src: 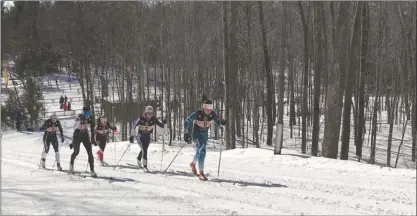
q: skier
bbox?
[94,116,117,165]
[69,105,97,177]
[59,95,64,109]
[39,113,64,171]
[183,98,226,181]
[129,105,166,172]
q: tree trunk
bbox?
[312,2,324,156]
[298,1,309,154]
[340,2,363,160]
[222,2,232,150]
[276,1,287,154]
[355,2,368,159]
[322,2,352,159]
[229,1,238,149]
[258,1,274,147]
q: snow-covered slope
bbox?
[2,73,416,215]
[1,130,415,215]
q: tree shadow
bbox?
[157,170,198,178]
[42,86,60,93]
[209,178,288,188]
[105,164,142,171]
[152,170,288,189]
[280,153,311,159]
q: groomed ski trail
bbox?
[2,132,415,215]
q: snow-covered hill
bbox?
[1,73,416,215]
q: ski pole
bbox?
[85,161,89,172]
[217,126,224,178]
[163,143,186,175]
[160,124,168,171]
[113,143,132,170]
[39,140,45,169]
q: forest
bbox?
[1,1,416,167]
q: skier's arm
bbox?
[57,120,64,137]
[73,115,81,129]
[130,117,141,136]
[108,122,117,130]
[153,116,164,128]
[211,111,222,126]
[90,118,95,138]
[39,121,47,131]
[184,112,196,134]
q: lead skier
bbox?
[183,97,226,181]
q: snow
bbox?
[1,73,416,215]
[2,130,416,215]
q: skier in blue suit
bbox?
[183,95,226,181]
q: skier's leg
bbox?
[96,135,106,161]
[141,135,151,168]
[51,138,60,164]
[40,137,51,168]
[42,137,51,160]
[70,131,81,165]
[196,133,209,180]
[136,134,143,165]
[197,133,208,172]
[189,133,199,175]
[82,133,94,171]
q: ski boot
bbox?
[90,170,97,178]
[137,158,142,169]
[190,162,198,176]
[56,163,62,171]
[68,163,75,174]
[198,171,208,181]
[40,159,46,169]
[143,166,149,173]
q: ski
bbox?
[94,157,109,166]
[123,163,150,173]
[126,163,142,169]
[41,167,93,178]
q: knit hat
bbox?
[202,100,213,110]
[145,106,153,113]
[50,113,57,119]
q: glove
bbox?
[69,143,73,149]
[61,137,64,143]
[162,119,167,124]
[220,119,227,125]
[91,137,97,146]
[129,136,134,143]
[184,133,190,143]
